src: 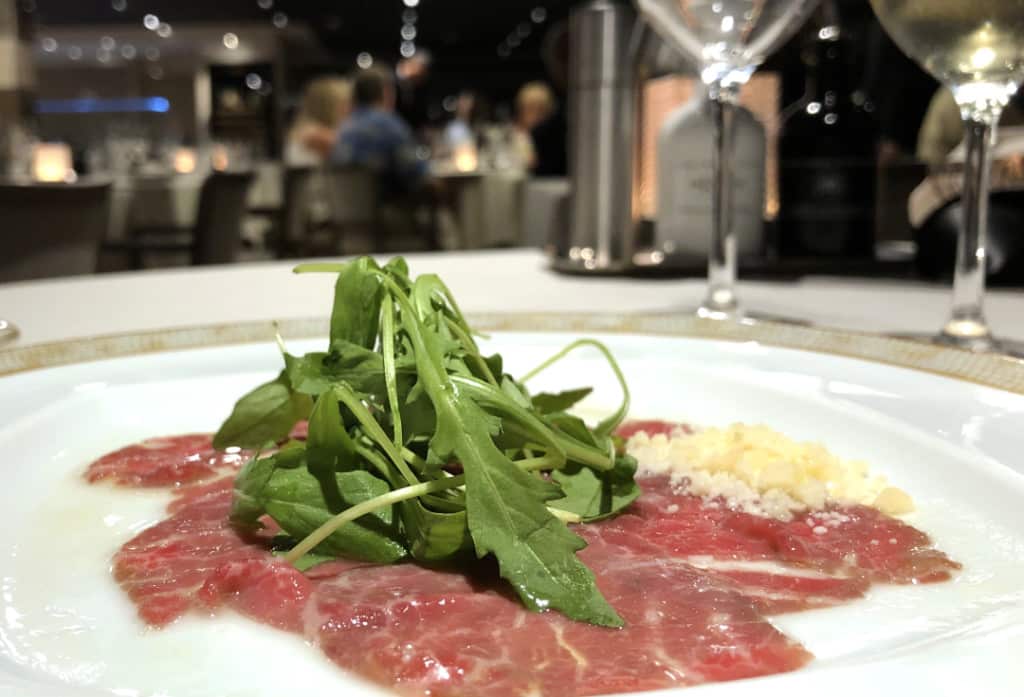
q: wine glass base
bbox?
[691,306,812,327]
[0,319,18,346]
[888,330,1024,360]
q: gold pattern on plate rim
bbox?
[0,314,1022,395]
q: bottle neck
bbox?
[805,31,849,106]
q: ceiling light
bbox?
[156,22,172,38]
[401,24,417,41]
[100,36,116,50]
[531,7,547,23]
[245,73,263,90]
[143,14,159,30]
[257,0,273,8]
[272,12,288,28]
[120,44,136,59]
[356,52,373,69]
[400,41,416,58]
[403,0,419,7]
[111,0,127,11]
[223,32,239,49]
[40,37,57,52]
[68,45,83,60]
[402,9,418,23]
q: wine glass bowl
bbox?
[636,0,820,320]
[870,0,1024,354]
[640,0,822,90]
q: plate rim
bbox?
[1,312,1023,395]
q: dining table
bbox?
[1,248,1022,350]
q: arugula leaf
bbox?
[306,389,362,516]
[551,454,641,522]
[385,274,623,627]
[236,256,639,629]
[262,465,407,563]
[231,454,280,527]
[284,551,336,573]
[329,257,384,350]
[214,371,311,450]
[532,388,593,415]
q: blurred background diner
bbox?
[1,0,1023,289]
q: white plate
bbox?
[1,330,1023,697]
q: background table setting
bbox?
[1,249,1022,352]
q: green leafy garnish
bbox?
[215,256,637,627]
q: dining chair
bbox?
[105,170,255,268]
[303,165,381,255]
[0,180,112,283]
[274,166,317,258]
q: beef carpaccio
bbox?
[86,425,960,697]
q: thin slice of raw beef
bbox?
[92,432,959,696]
[85,434,249,487]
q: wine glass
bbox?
[870,0,1024,353]
[636,0,821,320]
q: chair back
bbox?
[192,171,254,265]
[0,181,111,283]
[280,166,316,253]
[323,166,378,227]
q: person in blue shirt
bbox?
[331,66,428,198]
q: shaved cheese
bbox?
[626,424,914,521]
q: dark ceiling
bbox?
[31,1,574,66]
[30,0,577,108]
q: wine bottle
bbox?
[655,94,766,259]
[778,19,878,258]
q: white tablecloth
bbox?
[106,163,283,241]
[1,249,1022,348]
[438,171,525,248]
[108,173,203,240]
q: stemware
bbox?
[0,320,18,346]
[636,0,820,320]
[870,0,1024,353]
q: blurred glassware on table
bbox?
[637,0,821,319]
[870,0,1024,355]
[0,320,17,346]
[31,143,75,183]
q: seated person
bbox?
[917,87,1024,167]
[331,66,428,198]
[286,76,351,166]
[513,82,557,173]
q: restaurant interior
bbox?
[0,0,1022,350]
[1,3,1024,695]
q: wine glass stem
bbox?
[701,87,740,319]
[941,112,1001,348]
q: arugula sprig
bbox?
[214,256,637,627]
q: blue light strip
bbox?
[35,97,170,114]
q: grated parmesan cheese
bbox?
[626,424,914,521]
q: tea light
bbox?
[172,147,197,174]
[453,143,478,173]
[32,143,74,183]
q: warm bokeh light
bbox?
[31,143,74,183]
[211,145,230,172]
[172,147,197,174]
[453,144,479,173]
